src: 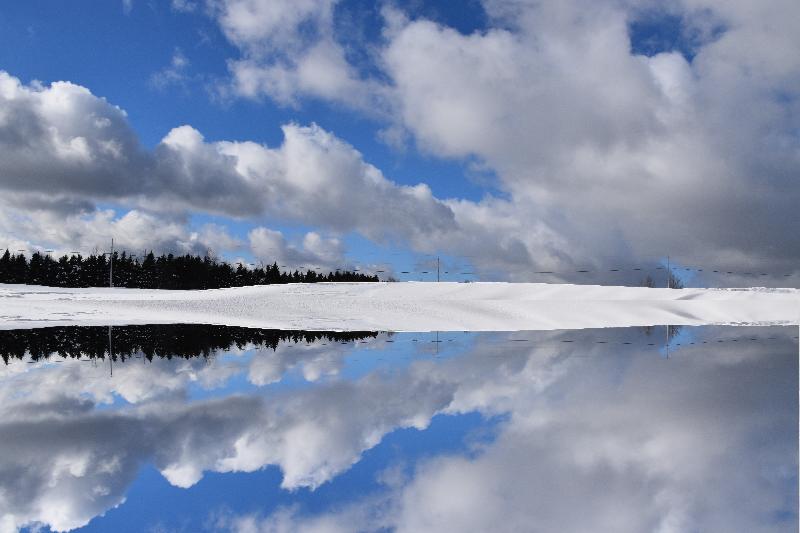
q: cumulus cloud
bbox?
[211,0,336,52]
[3,0,799,281]
[0,72,145,200]
[249,227,346,271]
[0,71,457,257]
[198,0,800,281]
[381,0,800,275]
[0,205,240,257]
[207,0,386,110]
[207,123,457,241]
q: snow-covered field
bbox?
[1,282,797,332]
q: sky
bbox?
[0,0,798,284]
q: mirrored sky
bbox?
[1,325,796,533]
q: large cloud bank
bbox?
[0,70,454,271]
[209,0,800,279]
[1,0,798,281]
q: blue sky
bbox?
[0,1,497,197]
[0,0,797,285]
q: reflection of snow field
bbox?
[0,282,797,331]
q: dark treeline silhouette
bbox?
[0,250,378,289]
[0,324,379,364]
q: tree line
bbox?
[0,324,379,364]
[0,250,378,289]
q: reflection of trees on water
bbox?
[0,325,378,364]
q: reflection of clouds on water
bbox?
[0,336,453,531]
[0,395,264,533]
[0,335,381,408]
[219,329,798,533]
[384,336,796,533]
[247,340,358,385]
[0,328,795,532]
[0,352,239,406]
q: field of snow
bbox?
[1,282,797,332]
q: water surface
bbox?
[1,325,796,532]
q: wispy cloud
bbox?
[149,48,191,91]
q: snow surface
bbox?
[1,282,797,332]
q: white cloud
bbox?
[197,0,800,281]
[171,0,199,13]
[0,71,459,259]
[149,48,191,91]
[3,0,799,281]
[203,0,388,111]
[381,0,800,277]
[210,0,336,53]
[187,122,457,241]
[249,227,345,271]
[0,205,241,257]
[0,71,146,200]
[228,44,382,110]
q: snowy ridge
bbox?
[1,282,797,332]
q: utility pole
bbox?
[437,256,440,282]
[666,255,670,289]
